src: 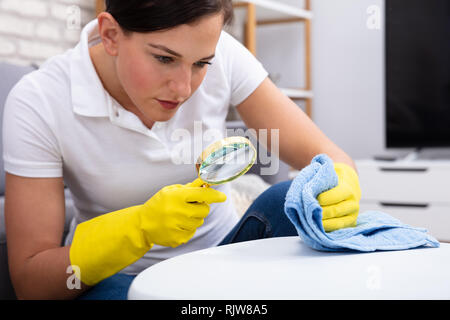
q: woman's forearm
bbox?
[322,146,357,172]
[279,127,357,174]
[12,245,90,300]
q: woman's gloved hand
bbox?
[69,178,226,286]
[140,178,222,248]
[317,163,361,232]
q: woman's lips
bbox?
[157,99,179,110]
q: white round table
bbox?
[127,236,450,299]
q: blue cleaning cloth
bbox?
[284,154,440,252]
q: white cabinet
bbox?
[356,160,450,242]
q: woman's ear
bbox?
[97,12,123,56]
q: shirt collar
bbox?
[70,19,110,117]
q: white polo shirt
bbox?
[2,19,268,274]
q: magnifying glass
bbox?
[190,136,257,188]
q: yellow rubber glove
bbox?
[69,178,226,286]
[317,163,361,232]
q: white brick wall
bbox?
[0,0,96,66]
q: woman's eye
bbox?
[154,55,173,64]
[194,61,212,68]
[153,54,212,69]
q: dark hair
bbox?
[105,0,234,33]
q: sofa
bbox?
[0,61,289,300]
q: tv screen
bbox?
[386,0,450,148]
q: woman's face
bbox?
[112,13,224,125]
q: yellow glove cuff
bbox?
[319,162,361,232]
[69,205,152,286]
[334,162,361,200]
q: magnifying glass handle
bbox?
[187,178,210,204]
[189,178,210,188]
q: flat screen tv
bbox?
[385,0,450,148]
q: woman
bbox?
[3,0,360,300]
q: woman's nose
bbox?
[168,66,192,100]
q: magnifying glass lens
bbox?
[197,137,256,185]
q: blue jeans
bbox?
[76,180,297,300]
[218,180,297,245]
[76,273,135,300]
